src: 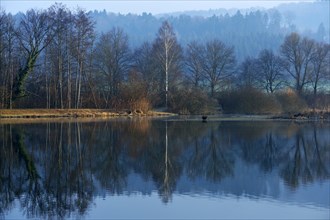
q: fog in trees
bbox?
[237,57,259,89]
[0,3,329,113]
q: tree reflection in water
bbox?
[280,125,329,189]
[146,121,182,203]
[0,120,329,218]
[260,132,280,172]
[186,125,234,182]
[0,123,94,218]
[158,121,177,203]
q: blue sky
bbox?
[1,0,314,14]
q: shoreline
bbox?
[0,109,175,119]
[172,113,330,122]
[0,109,329,123]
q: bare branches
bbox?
[203,39,236,97]
[280,33,314,94]
[256,49,286,93]
[185,41,205,88]
[152,21,183,108]
[1,8,329,111]
[94,27,131,97]
[310,42,330,95]
[12,9,56,102]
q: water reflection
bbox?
[280,127,329,189]
[0,119,329,218]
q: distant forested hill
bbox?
[90,1,329,61]
[276,0,329,32]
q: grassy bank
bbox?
[0,109,328,123]
[0,109,175,118]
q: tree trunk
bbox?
[76,60,83,108]
[59,54,63,109]
[12,51,39,103]
[74,60,79,109]
[67,52,71,109]
[210,82,215,97]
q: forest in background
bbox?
[0,2,329,114]
[90,0,329,61]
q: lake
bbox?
[1,118,329,219]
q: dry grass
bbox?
[0,109,176,119]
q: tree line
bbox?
[0,4,329,113]
[91,7,329,60]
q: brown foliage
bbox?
[303,92,330,111]
[275,89,307,113]
[170,88,218,114]
[113,71,151,113]
[219,87,281,114]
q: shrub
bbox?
[170,88,218,114]
[130,97,151,113]
[115,87,151,113]
[219,87,281,114]
[303,92,330,111]
[114,72,152,113]
[276,89,307,113]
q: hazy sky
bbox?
[1,0,314,14]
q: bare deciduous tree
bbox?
[71,9,95,108]
[185,41,205,88]
[0,12,18,108]
[310,42,330,96]
[203,39,236,97]
[132,42,159,100]
[280,32,314,94]
[153,21,182,109]
[256,49,285,93]
[237,57,259,89]
[46,3,71,108]
[94,27,131,107]
[13,9,55,103]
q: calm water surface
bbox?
[1,118,329,219]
